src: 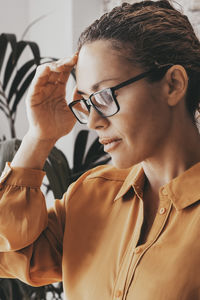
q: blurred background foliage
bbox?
[0,33,110,299]
[0,33,51,138]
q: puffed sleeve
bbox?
[0,162,66,286]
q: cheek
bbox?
[112,82,170,141]
[113,97,169,146]
[112,96,149,137]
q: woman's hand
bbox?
[26,54,78,143]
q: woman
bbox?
[0,0,200,299]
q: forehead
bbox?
[76,40,140,94]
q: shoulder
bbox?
[67,165,130,195]
[85,164,131,181]
[65,164,139,202]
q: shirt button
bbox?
[115,290,122,298]
[161,188,168,196]
[159,207,166,215]
[134,247,142,254]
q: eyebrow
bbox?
[77,77,120,96]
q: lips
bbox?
[99,137,121,145]
[99,137,122,152]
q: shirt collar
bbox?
[114,162,200,210]
[114,164,144,201]
[164,162,200,210]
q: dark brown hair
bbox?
[78,0,200,119]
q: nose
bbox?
[87,107,109,130]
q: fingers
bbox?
[31,64,50,88]
[27,53,78,105]
[49,53,78,73]
[33,53,78,87]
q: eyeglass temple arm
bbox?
[111,70,153,91]
[111,65,172,92]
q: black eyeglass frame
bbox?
[69,66,172,124]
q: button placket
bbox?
[123,200,172,299]
[112,197,144,300]
[159,187,170,216]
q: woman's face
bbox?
[76,40,172,169]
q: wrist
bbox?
[11,131,56,170]
[26,130,57,148]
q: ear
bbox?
[165,65,188,107]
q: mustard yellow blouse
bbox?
[0,162,199,300]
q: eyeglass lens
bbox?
[72,101,90,124]
[72,88,118,123]
[91,89,116,115]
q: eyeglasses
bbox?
[69,66,171,124]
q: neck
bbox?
[141,117,200,194]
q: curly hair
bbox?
[78,0,200,119]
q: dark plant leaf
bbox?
[3,41,27,90]
[0,278,12,299]
[0,91,6,98]
[43,161,64,199]
[50,146,70,174]
[11,69,36,115]
[0,139,21,173]
[0,105,9,117]
[73,130,89,173]
[44,146,71,198]
[84,137,106,166]
[86,154,111,169]
[0,36,8,75]
[89,157,111,168]
[0,135,6,142]
[70,170,86,182]
[71,68,76,81]
[40,56,57,62]
[8,59,36,104]
[0,34,17,74]
[71,157,111,182]
[50,147,71,190]
[3,40,40,91]
[0,98,7,107]
[24,41,40,65]
[42,183,52,196]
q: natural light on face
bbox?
[76,40,171,169]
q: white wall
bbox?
[0,0,29,35]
